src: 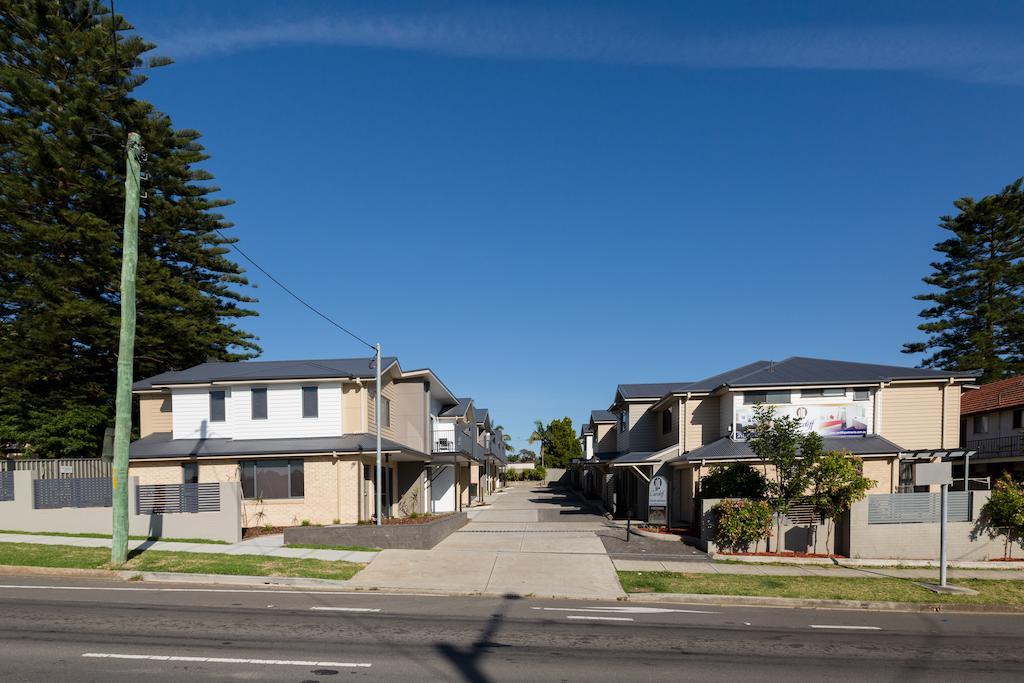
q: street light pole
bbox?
[375,343,382,526]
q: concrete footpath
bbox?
[348,486,626,599]
[0,532,378,563]
[613,558,1024,580]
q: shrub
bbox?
[410,511,418,519]
[301,519,311,527]
[505,469,520,482]
[713,499,773,553]
[533,465,547,480]
[700,464,768,499]
[332,518,340,525]
[981,473,1024,559]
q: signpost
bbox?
[914,460,954,587]
[648,475,668,528]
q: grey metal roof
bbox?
[684,357,978,394]
[474,408,490,425]
[590,410,617,423]
[670,434,906,464]
[616,382,692,400]
[129,432,425,460]
[441,398,473,418]
[133,357,399,390]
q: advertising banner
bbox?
[735,402,869,439]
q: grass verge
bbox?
[0,529,227,545]
[618,571,1024,606]
[0,542,363,581]
[287,543,381,553]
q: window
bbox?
[182,462,198,485]
[973,414,989,434]
[619,411,627,431]
[662,409,672,434]
[898,462,915,493]
[251,388,268,420]
[240,460,304,499]
[381,396,391,428]
[801,388,846,398]
[1013,409,1023,430]
[853,388,871,401]
[209,390,226,422]
[743,390,791,405]
[302,386,318,418]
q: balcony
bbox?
[432,424,473,454]
[965,434,1024,459]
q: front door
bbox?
[430,465,456,512]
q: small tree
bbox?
[807,451,875,552]
[700,463,768,500]
[534,417,583,469]
[713,499,774,553]
[744,404,824,554]
[980,473,1024,559]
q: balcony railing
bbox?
[432,425,473,454]
[965,434,1024,459]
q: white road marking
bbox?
[566,616,634,622]
[0,584,438,597]
[809,625,882,631]
[310,606,381,613]
[532,606,718,615]
[82,653,371,667]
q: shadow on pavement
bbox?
[436,594,520,683]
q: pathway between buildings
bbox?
[347,485,627,599]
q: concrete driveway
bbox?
[347,486,625,599]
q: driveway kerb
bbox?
[625,591,1024,614]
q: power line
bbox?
[213,229,375,351]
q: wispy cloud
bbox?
[149,8,1024,85]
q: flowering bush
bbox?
[713,499,773,552]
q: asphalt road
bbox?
[0,574,1021,682]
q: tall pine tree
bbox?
[1,0,259,457]
[903,179,1024,382]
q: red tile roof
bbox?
[961,376,1024,415]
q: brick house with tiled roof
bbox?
[961,376,1024,483]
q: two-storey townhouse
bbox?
[577,410,619,502]
[431,397,484,512]
[129,357,490,528]
[961,375,1024,485]
[604,382,690,517]
[652,357,977,527]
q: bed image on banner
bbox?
[734,403,869,439]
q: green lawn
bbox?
[0,542,364,581]
[0,529,227,545]
[618,571,1024,606]
[287,543,381,553]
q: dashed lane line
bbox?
[82,653,371,667]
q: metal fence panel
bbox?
[1,459,110,480]
[868,492,971,524]
[33,477,112,509]
[136,483,220,515]
[0,472,13,502]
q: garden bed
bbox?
[718,550,847,559]
[284,512,468,550]
[356,513,453,526]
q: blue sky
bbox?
[121,0,1024,450]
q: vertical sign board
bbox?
[648,475,668,526]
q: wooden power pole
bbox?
[111,132,142,565]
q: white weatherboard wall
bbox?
[172,383,343,440]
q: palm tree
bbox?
[528,419,547,467]
[493,424,514,453]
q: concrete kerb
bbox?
[625,591,1024,614]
